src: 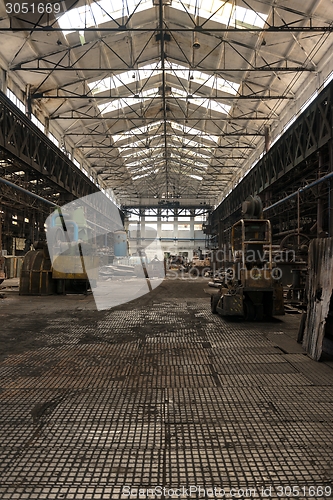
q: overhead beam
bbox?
[79,145,256,149]
[32,94,294,100]
[66,132,265,136]
[3,25,333,33]
[50,116,278,120]
[13,66,314,72]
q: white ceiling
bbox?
[0,0,333,208]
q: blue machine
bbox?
[114,230,128,257]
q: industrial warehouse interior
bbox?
[1,0,333,498]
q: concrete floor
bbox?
[0,277,333,499]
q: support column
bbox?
[0,67,7,93]
[157,210,162,239]
[317,150,324,237]
[26,84,32,119]
[190,216,194,242]
[45,117,49,136]
[329,141,333,237]
[174,215,179,253]
[140,214,146,242]
[264,126,271,153]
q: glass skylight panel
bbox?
[133,169,159,180]
[133,173,150,180]
[88,64,162,95]
[233,5,267,29]
[168,135,213,151]
[114,120,218,146]
[167,62,239,95]
[57,0,152,33]
[166,121,219,143]
[98,88,158,115]
[183,137,212,149]
[189,174,203,181]
[126,162,143,167]
[120,138,149,149]
[172,0,267,29]
[170,87,231,115]
[113,121,164,142]
[89,61,238,98]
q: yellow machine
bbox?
[211,216,284,321]
[20,208,98,295]
[189,253,211,276]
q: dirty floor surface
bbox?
[0,278,332,499]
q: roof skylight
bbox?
[113,120,219,144]
[99,87,231,116]
[166,61,239,95]
[98,88,159,114]
[88,63,161,95]
[172,0,267,29]
[89,61,239,97]
[171,87,231,115]
[57,0,151,33]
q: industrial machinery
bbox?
[20,207,98,295]
[189,248,211,276]
[0,255,5,284]
[211,196,284,320]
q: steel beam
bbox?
[33,94,293,100]
[208,78,333,228]
[50,116,276,120]
[0,90,99,201]
[3,25,333,33]
[12,66,315,72]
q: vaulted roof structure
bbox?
[1,0,333,208]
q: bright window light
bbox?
[172,0,267,29]
[98,87,158,114]
[31,115,45,133]
[57,0,152,33]
[170,135,213,150]
[171,87,231,115]
[49,133,59,147]
[132,169,159,180]
[172,122,219,143]
[233,5,267,29]
[88,63,161,94]
[112,120,164,143]
[113,120,219,144]
[6,89,25,113]
[89,60,239,96]
[166,61,239,95]
[133,173,150,180]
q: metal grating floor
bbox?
[1,282,333,499]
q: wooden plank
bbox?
[302,238,333,360]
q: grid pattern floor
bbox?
[1,295,333,499]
